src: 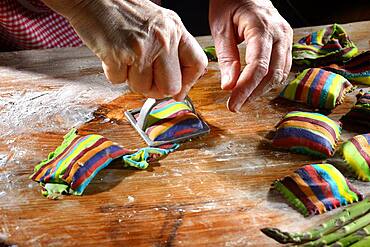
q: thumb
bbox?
[211,21,240,90]
[102,58,128,84]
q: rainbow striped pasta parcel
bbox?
[323,51,370,86]
[140,99,205,142]
[30,129,177,198]
[292,24,358,67]
[341,134,370,181]
[280,68,353,110]
[273,164,363,217]
[272,111,341,158]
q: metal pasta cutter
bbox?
[125,96,210,147]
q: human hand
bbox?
[209,0,293,112]
[42,0,208,100]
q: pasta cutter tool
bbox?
[125,96,210,147]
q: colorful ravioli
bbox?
[293,24,358,67]
[142,99,204,142]
[280,68,353,110]
[341,90,370,128]
[274,164,364,217]
[30,129,177,198]
[272,111,341,158]
[341,134,370,181]
[323,51,370,85]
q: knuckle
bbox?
[271,69,284,84]
[165,9,182,23]
[255,62,269,76]
[150,10,183,50]
[158,82,181,96]
[280,23,293,38]
[195,53,208,73]
[218,54,238,64]
[162,87,181,96]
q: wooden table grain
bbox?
[0,21,369,247]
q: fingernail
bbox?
[226,97,231,111]
[232,100,242,113]
[234,103,242,113]
[226,97,236,112]
[227,97,242,113]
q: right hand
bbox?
[42,0,208,100]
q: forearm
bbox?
[40,0,164,56]
[40,0,87,18]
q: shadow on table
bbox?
[83,159,163,195]
[0,241,16,247]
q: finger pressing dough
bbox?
[138,99,205,142]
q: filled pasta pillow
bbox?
[273,111,341,158]
[280,68,353,110]
[274,164,363,217]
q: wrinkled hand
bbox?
[42,0,208,100]
[209,0,293,112]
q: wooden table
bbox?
[1,21,369,246]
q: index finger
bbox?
[227,31,273,112]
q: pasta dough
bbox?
[274,164,363,217]
[292,24,358,67]
[137,99,205,142]
[280,68,353,110]
[323,51,370,85]
[272,111,341,158]
[30,129,178,198]
[341,134,370,181]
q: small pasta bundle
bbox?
[341,134,370,181]
[323,51,370,85]
[292,24,358,67]
[272,111,341,158]
[273,164,363,217]
[280,68,353,110]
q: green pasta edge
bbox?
[30,128,78,175]
[274,181,309,217]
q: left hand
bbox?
[209,0,293,112]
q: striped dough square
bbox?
[292,24,358,67]
[341,134,370,181]
[323,51,370,85]
[272,111,341,158]
[143,99,204,142]
[280,68,353,110]
[30,129,177,198]
[274,164,363,216]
